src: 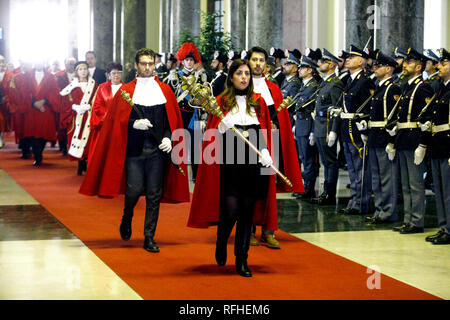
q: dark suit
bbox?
[91,68,107,85]
[211,70,227,97]
[280,75,301,124]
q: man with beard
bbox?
[210,51,228,97]
[392,47,408,90]
[269,48,286,87]
[280,51,302,124]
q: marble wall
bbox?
[246,0,283,49]
[92,0,114,69]
[283,0,307,52]
[345,0,374,50]
[159,0,171,53]
[170,0,201,52]
[228,0,247,50]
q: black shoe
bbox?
[393,224,407,232]
[426,230,445,242]
[215,244,227,266]
[235,259,252,277]
[432,232,450,245]
[369,217,394,225]
[292,192,302,198]
[310,192,326,204]
[119,217,132,241]
[400,225,424,234]
[339,207,361,215]
[143,237,160,252]
[33,160,42,166]
[365,215,376,222]
[317,194,336,206]
[296,189,316,201]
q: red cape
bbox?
[187,93,279,231]
[79,77,190,203]
[265,78,304,193]
[0,70,14,132]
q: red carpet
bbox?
[0,136,440,300]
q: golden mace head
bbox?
[278,96,292,112]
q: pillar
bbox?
[170,0,201,52]
[92,0,114,68]
[345,0,374,50]
[228,0,246,50]
[159,0,171,54]
[246,0,283,50]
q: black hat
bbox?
[424,49,439,63]
[321,48,341,63]
[299,56,319,69]
[269,47,286,59]
[285,52,300,66]
[339,50,350,60]
[368,49,380,60]
[348,45,370,59]
[74,61,88,69]
[213,51,228,64]
[266,57,276,67]
[155,53,163,58]
[374,51,398,68]
[393,47,408,59]
[305,48,322,62]
[228,50,240,61]
[439,48,450,62]
[167,54,177,63]
[405,48,428,63]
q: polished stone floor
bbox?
[0,141,449,300]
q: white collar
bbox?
[302,77,313,85]
[132,76,167,107]
[286,75,294,81]
[378,76,392,87]
[445,79,450,86]
[350,69,363,81]
[408,74,421,85]
[322,73,334,81]
[253,77,274,106]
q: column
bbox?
[283,0,307,52]
[246,0,283,50]
[159,0,171,54]
[92,0,114,69]
[376,0,424,54]
[228,0,246,50]
[123,0,146,66]
[170,0,201,52]
[345,0,374,50]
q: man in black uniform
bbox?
[210,51,228,97]
[363,52,401,224]
[85,51,107,84]
[387,48,434,234]
[392,47,408,90]
[424,49,440,93]
[294,56,320,200]
[155,53,169,80]
[269,47,286,87]
[335,45,375,215]
[280,51,302,123]
[424,48,450,244]
[310,49,344,206]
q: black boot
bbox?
[235,257,252,277]
[317,182,336,205]
[119,214,132,241]
[234,220,252,277]
[143,236,160,252]
[215,219,235,266]
[296,182,316,200]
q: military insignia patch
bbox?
[425,97,431,105]
[394,95,400,101]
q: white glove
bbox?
[259,148,273,168]
[330,107,342,118]
[448,158,450,166]
[168,70,178,81]
[361,134,368,144]
[309,132,316,146]
[414,144,427,165]
[133,119,153,130]
[386,143,396,161]
[356,120,368,131]
[386,125,397,137]
[419,121,431,132]
[328,131,337,147]
[218,115,234,134]
[158,137,172,153]
[311,112,316,120]
[200,120,207,131]
[72,104,82,114]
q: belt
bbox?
[340,112,363,119]
[368,121,387,128]
[397,122,418,129]
[432,124,450,133]
[316,111,327,117]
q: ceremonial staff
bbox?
[180,75,293,188]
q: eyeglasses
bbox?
[110,71,122,75]
[139,62,154,67]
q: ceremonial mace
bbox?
[180,75,293,188]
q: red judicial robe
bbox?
[187,93,279,231]
[265,77,304,194]
[79,77,190,204]
[60,79,98,161]
[0,70,14,133]
[8,72,31,143]
[88,80,124,161]
[23,70,57,141]
[54,70,72,141]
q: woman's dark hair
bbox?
[135,48,156,64]
[106,62,123,73]
[219,59,260,115]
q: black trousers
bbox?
[123,146,165,238]
[31,138,46,162]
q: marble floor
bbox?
[0,148,449,300]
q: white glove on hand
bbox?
[361,134,368,144]
[330,107,342,118]
[414,144,427,165]
[218,115,235,134]
[386,143,396,161]
[309,132,316,146]
[311,112,316,120]
[168,70,178,81]
[72,104,82,114]
[386,125,398,137]
[259,148,273,168]
[133,119,153,130]
[80,104,91,114]
[200,120,207,131]
[328,131,337,147]
[419,121,431,132]
[158,137,172,153]
[356,120,368,131]
[448,158,450,166]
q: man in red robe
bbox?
[88,62,124,161]
[247,46,304,248]
[79,48,189,253]
[22,62,57,165]
[0,55,14,148]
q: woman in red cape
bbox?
[79,76,190,204]
[187,60,277,277]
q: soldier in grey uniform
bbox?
[363,52,401,224]
[280,51,302,124]
[310,49,344,206]
[387,48,434,234]
[424,48,450,244]
[334,45,375,216]
[294,56,320,200]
